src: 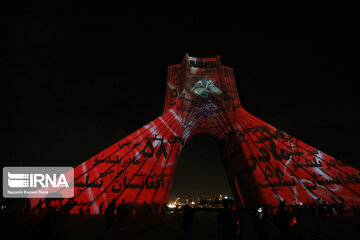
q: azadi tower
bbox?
[31,54,360,213]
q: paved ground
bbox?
[1,203,360,240]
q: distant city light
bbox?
[224,196,228,199]
[167,204,176,209]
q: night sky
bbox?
[3,1,358,202]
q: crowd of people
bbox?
[23,198,129,240]
[103,198,129,230]
[217,199,359,240]
[180,198,359,240]
[262,199,360,219]
[23,198,74,240]
[20,197,359,240]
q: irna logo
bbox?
[3,167,74,198]
[8,172,69,188]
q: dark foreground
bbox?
[1,207,360,240]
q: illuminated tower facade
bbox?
[31,54,360,213]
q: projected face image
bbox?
[190,79,222,98]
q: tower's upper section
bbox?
[163,54,241,113]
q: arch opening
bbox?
[168,134,233,206]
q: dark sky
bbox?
[3,1,358,200]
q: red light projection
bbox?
[30,54,360,214]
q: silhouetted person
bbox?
[32,199,43,214]
[287,204,302,240]
[79,206,84,215]
[99,201,104,215]
[23,199,31,215]
[56,199,76,240]
[25,198,57,240]
[334,202,345,217]
[275,201,290,240]
[295,203,304,227]
[117,199,129,230]
[317,200,324,218]
[254,204,268,240]
[325,202,334,219]
[61,199,76,220]
[105,198,116,230]
[217,199,239,240]
[309,202,317,219]
[181,204,194,232]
